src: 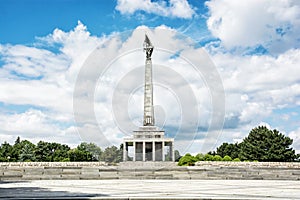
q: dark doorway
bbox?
[155,142,162,161]
[145,142,153,161]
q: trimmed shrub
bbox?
[195,153,205,161]
[204,154,214,161]
[233,158,241,162]
[178,153,197,166]
[213,155,223,161]
[222,155,232,161]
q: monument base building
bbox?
[123,126,174,162]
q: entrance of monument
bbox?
[155,142,163,161]
[135,142,143,161]
[145,142,152,161]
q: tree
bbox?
[35,141,70,162]
[67,142,94,161]
[0,142,13,162]
[19,142,36,162]
[52,144,70,161]
[119,143,123,162]
[13,138,36,161]
[15,136,21,144]
[101,146,121,163]
[216,142,240,159]
[68,148,89,161]
[207,151,216,156]
[77,142,102,161]
[10,137,22,161]
[239,126,298,162]
[35,141,53,161]
[174,150,181,162]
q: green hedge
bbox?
[178,153,241,166]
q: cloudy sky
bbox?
[0,0,300,154]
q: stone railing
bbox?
[0,162,108,167]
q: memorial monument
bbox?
[123,35,175,162]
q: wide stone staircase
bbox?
[0,161,299,180]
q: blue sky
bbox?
[0,0,300,154]
[1,0,114,44]
[0,0,208,44]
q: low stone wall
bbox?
[192,161,300,180]
[0,161,299,181]
[195,161,300,168]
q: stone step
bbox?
[1,162,300,180]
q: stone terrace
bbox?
[0,161,299,181]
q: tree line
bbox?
[178,126,300,166]
[0,137,122,163]
[1,126,299,164]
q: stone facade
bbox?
[123,126,174,162]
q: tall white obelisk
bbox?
[143,34,155,126]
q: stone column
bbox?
[123,142,127,162]
[162,141,165,161]
[152,141,155,161]
[172,142,175,162]
[142,141,145,161]
[133,142,136,162]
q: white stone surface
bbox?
[1,179,300,199]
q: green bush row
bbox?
[178,153,241,166]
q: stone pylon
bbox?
[123,34,174,162]
[143,34,155,126]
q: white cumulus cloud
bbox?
[0,109,80,146]
[0,21,105,147]
[288,128,300,154]
[210,48,300,130]
[206,0,300,53]
[115,0,195,19]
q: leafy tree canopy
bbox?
[77,142,102,161]
[1,127,299,164]
[101,146,121,163]
[216,142,240,159]
[239,126,298,162]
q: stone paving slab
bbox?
[1,179,300,199]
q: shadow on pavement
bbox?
[0,181,108,199]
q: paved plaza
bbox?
[1,179,300,199]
